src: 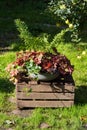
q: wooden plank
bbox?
[16,75,75,108]
[16,83,74,93]
[17,92,74,100]
[17,100,74,108]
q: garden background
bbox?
[0,0,87,129]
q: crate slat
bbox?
[16,83,74,93]
[16,75,75,108]
[17,100,74,108]
[17,92,74,100]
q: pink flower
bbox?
[10,69,18,77]
[5,63,12,72]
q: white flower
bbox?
[60,4,66,9]
[65,19,70,25]
[69,24,73,29]
[82,51,86,55]
[77,55,81,59]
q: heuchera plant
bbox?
[6,48,74,84]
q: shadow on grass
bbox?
[0,0,57,47]
[75,86,87,105]
[0,78,15,93]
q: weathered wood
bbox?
[17,100,74,108]
[17,83,74,92]
[17,92,74,100]
[16,75,75,108]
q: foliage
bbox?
[49,0,87,42]
[50,28,69,46]
[25,59,41,76]
[15,19,51,51]
[14,19,70,52]
[6,48,74,84]
[15,19,33,49]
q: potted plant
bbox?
[6,48,74,84]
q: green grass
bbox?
[0,107,87,129]
[56,43,87,86]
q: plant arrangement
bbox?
[6,48,74,84]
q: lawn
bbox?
[0,0,87,130]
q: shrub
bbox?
[14,19,50,51]
[49,0,87,42]
[14,19,69,51]
[50,28,69,47]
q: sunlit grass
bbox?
[57,43,87,86]
[0,106,87,129]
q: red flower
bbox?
[42,61,52,70]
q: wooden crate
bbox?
[16,75,75,108]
